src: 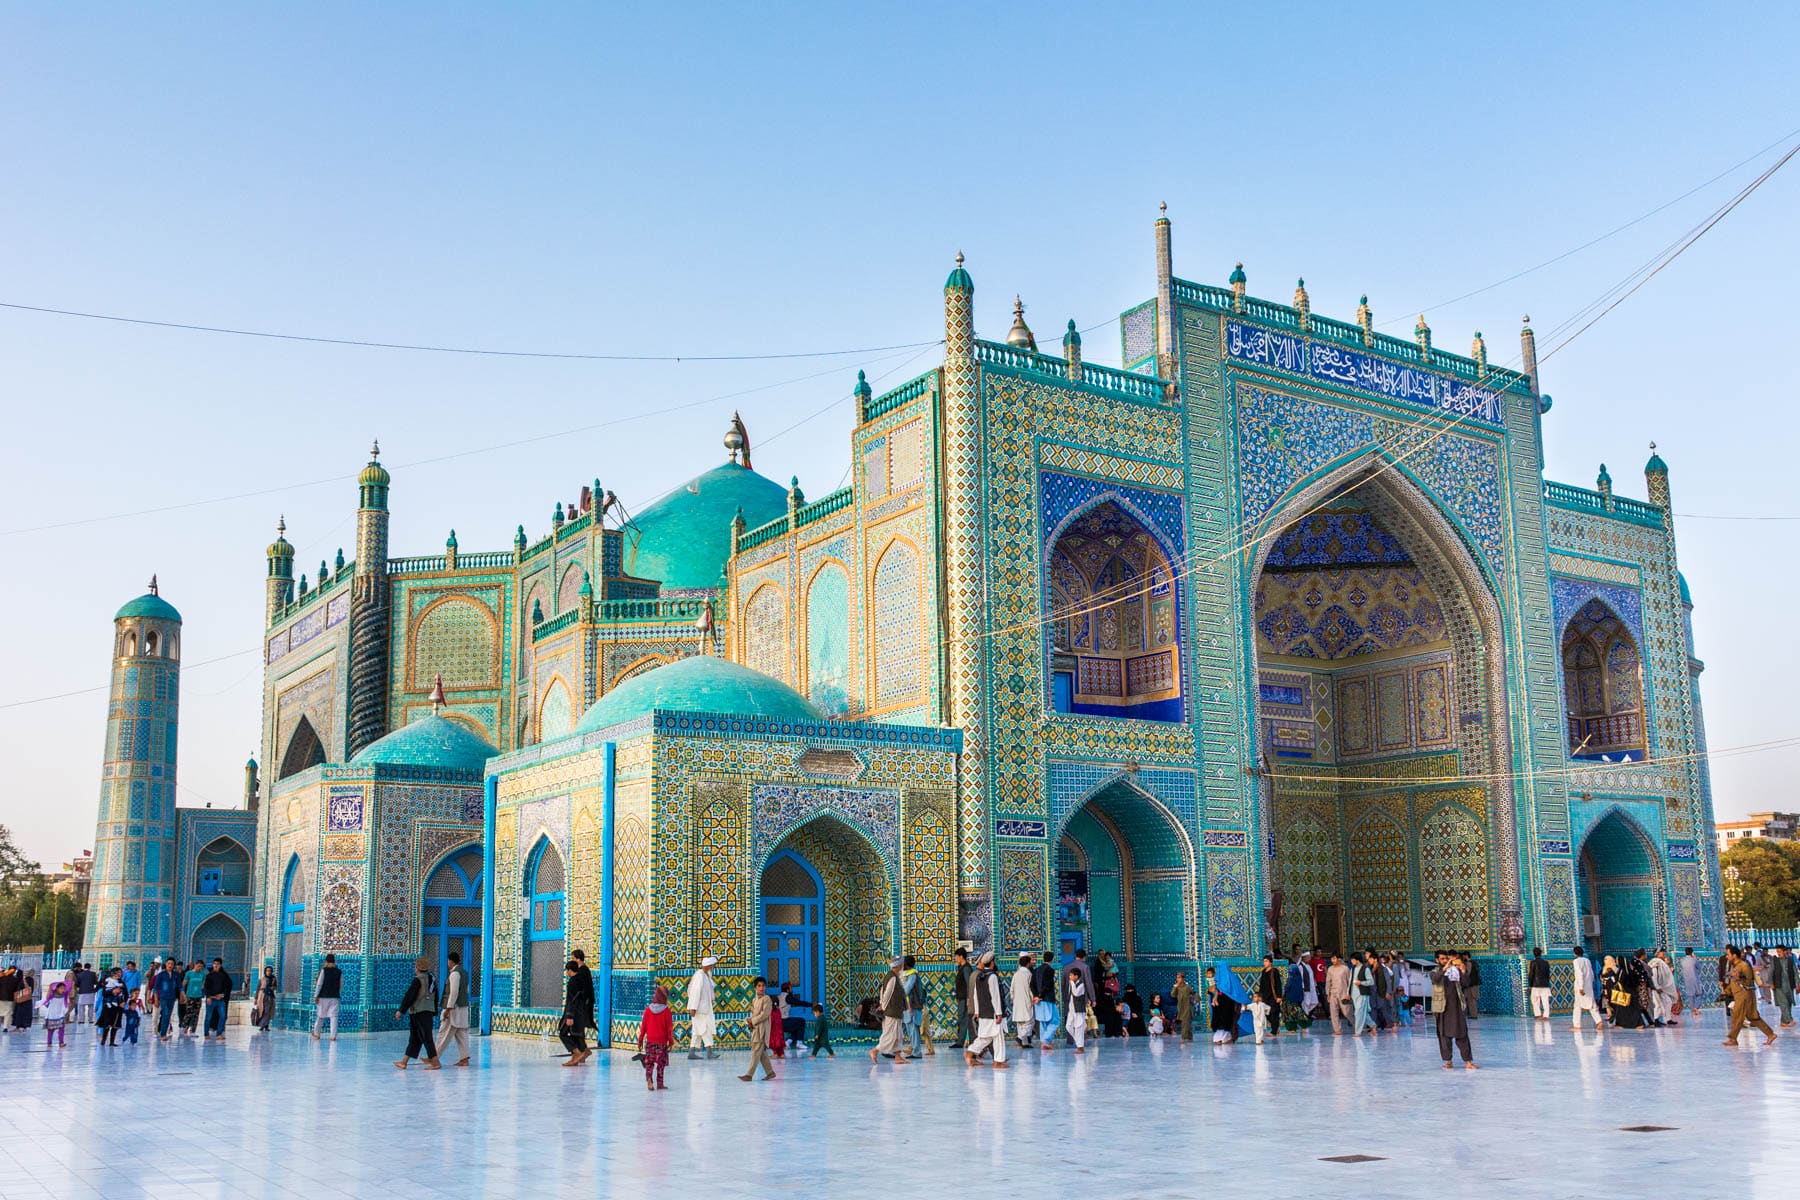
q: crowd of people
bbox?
[5,939,1789,1080]
[0,957,238,1046]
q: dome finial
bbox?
[1005,295,1037,352]
[148,574,158,597]
[724,411,753,469]
[429,672,446,714]
[370,439,380,461]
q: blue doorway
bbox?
[421,846,484,1002]
[759,849,823,1003]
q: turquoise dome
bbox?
[115,593,181,622]
[350,713,497,773]
[1679,572,1693,606]
[574,655,823,735]
[623,462,787,590]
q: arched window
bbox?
[145,629,159,656]
[422,846,484,1003]
[278,715,325,780]
[524,839,567,1009]
[196,837,251,896]
[1561,599,1647,760]
[1046,501,1182,722]
[120,630,137,657]
[278,856,307,993]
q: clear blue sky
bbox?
[2,5,1796,866]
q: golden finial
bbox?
[429,672,446,714]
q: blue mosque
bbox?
[82,212,1723,1044]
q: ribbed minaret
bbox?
[84,578,182,967]
[347,441,392,757]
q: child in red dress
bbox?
[638,985,674,1091]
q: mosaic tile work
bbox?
[692,781,748,966]
[1347,811,1411,948]
[742,582,788,685]
[410,596,500,689]
[901,792,957,960]
[1542,857,1579,947]
[997,844,1047,955]
[1418,802,1489,949]
[870,539,923,711]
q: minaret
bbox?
[265,518,294,625]
[1153,205,1176,381]
[347,441,392,757]
[940,251,987,901]
[84,577,182,967]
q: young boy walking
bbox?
[809,1002,834,1058]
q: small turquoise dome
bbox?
[574,655,823,735]
[350,713,497,773]
[1679,572,1693,606]
[115,592,181,622]
[944,251,973,292]
[1646,447,1668,474]
[623,463,787,590]
[1228,262,1247,285]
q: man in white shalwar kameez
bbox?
[686,955,719,1060]
[1010,954,1037,1048]
[1650,950,1680,1025]
[1570,946,1602,1031]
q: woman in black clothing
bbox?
[1121,984,1148,1038]
[558,958,596,1066]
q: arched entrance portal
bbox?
[1055,780,1195,996]
[422,845,484,1002]
[759,816,891,1020]
[1254,462,1515,957]
[1578,810,1662,953]
[192,914,247,991]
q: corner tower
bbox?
[347,441,392,756]
[84,577,182,967]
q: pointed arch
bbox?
[523,836,567,1009]
[1044,496,1183,721]
[742,581,788,683]
[870,538,924,711]
[278,855,307,992]
[537,677,574,743]
[422,844,484,1002]
[803,559,852,715]
[277,715,325,780]
[191,914,247,986]
[1560,597,1647,760]
[195,836,251,896]
[557,563,587,616]
[1577,807,1663,952]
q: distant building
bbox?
[1717,812,1800,854]
[43,852,93,900]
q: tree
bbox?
[1721,839,1800,930]
[0,823,38,889]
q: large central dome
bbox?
[573,655,824,735]
[622,462,787,591]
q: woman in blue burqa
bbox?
[1206,963,1255,1042]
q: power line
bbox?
[0,345,935,538]
[1380,124,1800,328]
[0,298,940,363]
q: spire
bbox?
[531,598,544,624]
[514,524,528,557]
[1415,313,1432,360]
[1154,206,1175,381]
[852,369,872,420]
[1471,330,1488,376]
[1596,463,1613,508]
[334,547,345,575]
[147,574,159,596]
[444,529,458,569]
[788,474,805,509]
[577,569,593,598]
[429,672,446,715]
[552,500,564,531]
[944,249,973,293]
[1063,319,1083,381]
[1293,279,1310,331]
[1005,296,1037,352]
[1228,262,1247,312]
[1356,295,1373,345]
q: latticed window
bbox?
[525,841,566,1009]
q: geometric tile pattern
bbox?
[997,844,1047,955]
[1418,802,1490,950]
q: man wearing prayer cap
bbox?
[964,950,1011,1069]
[687,954,720,1060]
[870,957,910,1064]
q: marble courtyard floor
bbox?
[0,1013,1791,1199]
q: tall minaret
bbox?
[84,577,182,967]
[265,517,294,625]
[347,441,392,757]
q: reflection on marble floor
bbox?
[0,1013,1792,1198]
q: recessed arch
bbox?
[1052,777,1195,979]
[277,715,325,780]
[195,836,251,896]
[191,914,247,986]
[1577,807,1663,953]
[803,559,852,715]
[278,855,307,993]
[1560,598,1647,761]
[1255,452,1517,957]
[1044,497,1183,722]
[523,836,566,1009]
[409,594,499,690]
[742,581,788,683]
[537,676,574,743]
[421,843,484,1003]
[762,813,892,1020]
[869,537,923,712]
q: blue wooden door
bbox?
[422,847,484,1001]
[760,850,823,1002]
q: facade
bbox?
[83,581,257,981]
[1716,812,1799,853]
[91,212,1723,1039]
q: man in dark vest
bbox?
[964,951,1009,1069]
[951,948,973,1048]
[1528,947,1552,1020]
[312,953,342,1040]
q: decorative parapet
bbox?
[861,371,936,423]
[974,340,1170,405]
[1543,480,1664,527]
[735,484,856,555]
[530,608,582,641]
[386,549,515,576]
[597,597,712,624]
[1172,277,1533,395]
[271,558,354,623]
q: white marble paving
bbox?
[0,1011,1792,1198]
